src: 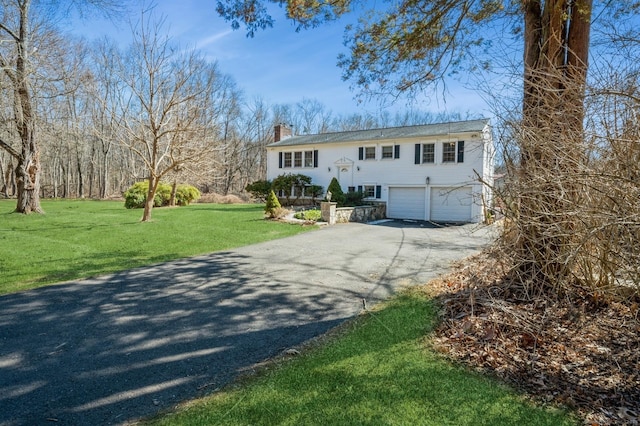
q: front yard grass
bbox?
[146,289,576,426]
[0,199,312,295]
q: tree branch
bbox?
[0,138,21,160]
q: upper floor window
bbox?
[278,150,318,168]
[422,143,435,163]
[442,141,464,163]
[304,150,313,167]
[365,146,376,160]
[443,142,456,163]
[382,146,393,159]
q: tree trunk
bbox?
[11,0,43,213]
[142,175,158,222]
[516,0,592,288]
[169,180,177,206]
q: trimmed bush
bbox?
[265,190,282,218]
[124,181,199,209]
[294,209,322,221]
[344,190,364,207]
[175,184,201,206]
[327,177,346,206]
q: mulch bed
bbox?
[428,247,640,425]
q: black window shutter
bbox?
[414,144,421,164]
[457,141,465,163]
[394,144,400,159]
[313,150,318,168]
[359,147,364,160]
[375,185,382,199]
[278,152,283,168]
[357,185,363,193]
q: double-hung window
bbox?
[442,141,464,163]
[442,142,456,163]
[279,150,318,168]
[363,185,376,198]
[381,146,393,159]
[304,151,313,167]
[365,146,376,160]
[422,143,435,163]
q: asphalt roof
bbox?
[267,118,490,147]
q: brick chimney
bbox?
[274,124,292,142]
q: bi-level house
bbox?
[266,119,494,223]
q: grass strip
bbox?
[147,289,576,426]
[0,199,312,294]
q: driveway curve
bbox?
[0,221,494,425]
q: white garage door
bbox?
[430,187,473,222]
[388,187,426,220]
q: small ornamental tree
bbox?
[272,173,312,205]
[306,184,324,204]
[327,177,346,206]
[245,180,272,201]
[264,190,281,218]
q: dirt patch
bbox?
[428,248,640,425]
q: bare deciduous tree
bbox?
[110,11,220,221]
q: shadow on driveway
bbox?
[0,222,494,425]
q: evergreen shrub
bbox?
[265,190,282,218]
[327,177,346,206]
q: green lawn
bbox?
[147,290,576,426]
[0,199,312,294]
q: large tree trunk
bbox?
[9,0,43,213]
[516,0,592,288]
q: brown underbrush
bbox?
[429,247,640,425]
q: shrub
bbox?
[265,190,282,218]
[344,190,364,207]
[245,180,272,201]
[272,173,312,205]
[124,181,171,209]
[327,177,346,206]
[124,181,197,209]
[174,184,201,206]
[294,209,322,221]
[271,207,290,219]
[306,184,324,203]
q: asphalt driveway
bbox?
[0,220,494,425]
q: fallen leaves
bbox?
[428,249,640,425]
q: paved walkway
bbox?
[0,221,495,425]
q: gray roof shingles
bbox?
[267,118,490,148]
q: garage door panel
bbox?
[388,187,426,220]
[430,187,472,222]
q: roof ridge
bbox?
[287,118,490,139]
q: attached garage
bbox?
[388,187,426,220]
[430,186,473,223]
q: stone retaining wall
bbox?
[335,202,386,223]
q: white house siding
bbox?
[266,122,493,223]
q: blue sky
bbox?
[69,1,491,118]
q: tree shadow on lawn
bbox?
[0,251,353,425]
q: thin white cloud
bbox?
[196,30,233,49]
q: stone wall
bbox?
[335,202,386,223]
